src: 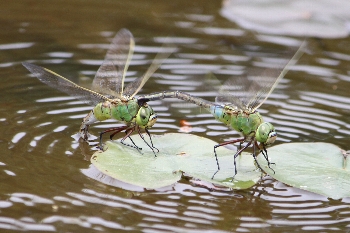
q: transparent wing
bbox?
[252,41,306,110]
[216,41,306,111]
[204,72,252,110]
[91,60,120,98]
[216,70,287,110]
[124,43,175,98]
[23,62,110,106]
[215,75,261,110]
[92,28,134,97]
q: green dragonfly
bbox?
[139,42,305,179]
[23,28,172,154]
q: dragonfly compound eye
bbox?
[136,106,156,128]
[255,122,276,145]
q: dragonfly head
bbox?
[256,122,277,146]
[136,103,157,129]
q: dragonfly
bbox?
[139,42,305,179]
[22,28,173,154]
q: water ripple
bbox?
[0,217,55,231]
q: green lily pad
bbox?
[91,133,262,190]
[256,142,350,199]
[91,134,350,198]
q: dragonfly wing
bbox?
[92,28,135,97]
[252,41,306,110]
[124,43,175,98]
[91,60,120,98]
[23,62,110,106]
[215,76,255,110]
[216,41,306,111]
[204,72,245,109]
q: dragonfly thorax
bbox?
[230,110,263,138]
[110,98,139,122]
[92,99,140,123]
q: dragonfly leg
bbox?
[136,127,159,157]
[98,126,129,150]
[239,140,244,151]
[109,126,128,140]
[255,141,275,174]
[252,141,264,172]
[142,128,159,155]
[145,128,159,153]
[261,146,275,174]
[211,138,245,180]
[120,127,143,154]
[230,140,253,181]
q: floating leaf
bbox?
[257,142,350,199]
[91,133,262,190]
[91,134,350,198]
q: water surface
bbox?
[1,0,350,232]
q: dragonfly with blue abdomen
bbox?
[139,42,305,179]
[23,28,173,155]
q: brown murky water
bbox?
[2,0,350,232]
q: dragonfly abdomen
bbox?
[210,105,232,127]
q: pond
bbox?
[1,0,350,232]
